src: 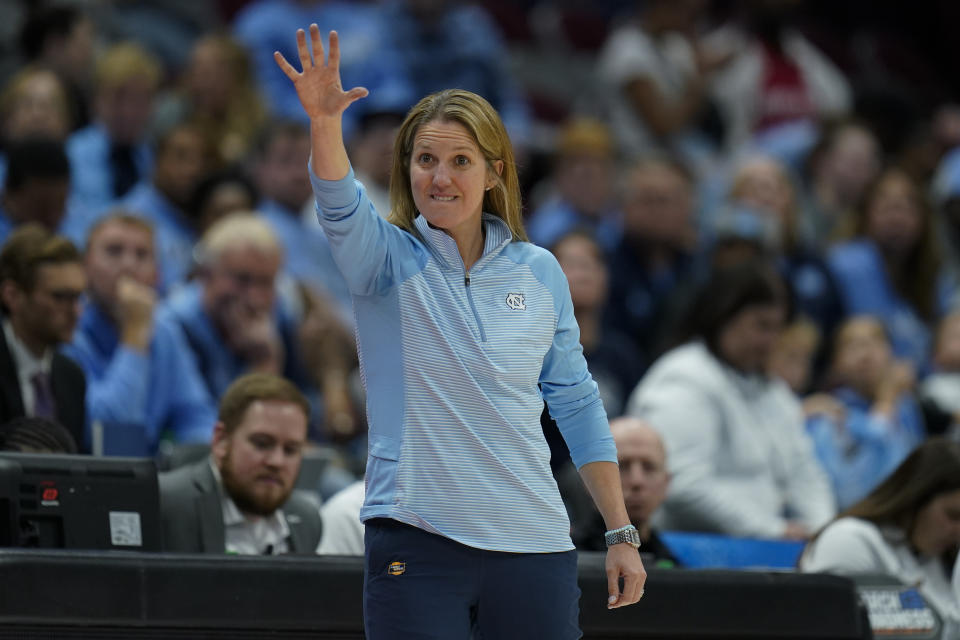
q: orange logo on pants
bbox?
[388,561,405,575]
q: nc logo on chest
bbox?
[505,293,526,311]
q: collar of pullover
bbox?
[413,212,513,273]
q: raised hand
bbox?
[221,301,285,374]
[274,25,368,120]
[116,276,156,352]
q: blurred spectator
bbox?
[92,0,217,72]
[18,5,95,131]
[829,168,954,372]
[158,372,322,554]
[253,122,311,218]
[0,137,70,242]
[652,201,782,359]
[801,120,881,244]
[346,106,406,218]
[189,167,258,235]
[572,417,678,567]
[800,438,960,630]
[295,285,362,445]
[932,105,960,158]
[604,157,697,360]
[706,0,851,155]
[153,34,267,165]
[379,0,531,147]
[540,229,644,491]
[232,0,395,137]
[156,214,312,404]
[806,316,926,509]
[921,310,960,429]
[526,118,622,252]
[64,214,217,456]
[0,68,73,225]
[0,66,72,150]
[254,120,351,318]
[552,230,643,416]
[626,260,835,539]
[932,145,960,271]
[896,119,946,190]
[66,43,161,213]
[609,418,674,560]
[0,415,77,453]
[597,0,721,166]
[123,121,218,290]
[767,317,821,395]
[0,225,86,450]
[729,154,844,352]
[316,479,365,555]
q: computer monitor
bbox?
[0,452,161,551]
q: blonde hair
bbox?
[186,34,267,163]
[199,212,282,265]
[85,211,155,249]
[776,317,820,355]
[95,42,162,91]
[729,155,800,251]
[387,89,526,242]
[555,117,614,158]
[0,66,70,132]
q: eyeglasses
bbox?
[39,288,84,305]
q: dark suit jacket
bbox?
[158,459,322,554]
[0,321,87,452]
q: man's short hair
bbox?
[254,120,308,159]
[0,224,80,297]
[188,168,259,221]
[0,416,78,453]
[95,42,161,91]
[4,137,70,193]
[18,5,85,61]
[85,211,155,250]
[218,373,309,436]
[555,117,614,159]
[197,212,281,266]
[153,119,213,158]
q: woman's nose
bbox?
[432,165,451,186]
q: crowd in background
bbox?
[1,0,960,624]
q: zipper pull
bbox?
[464,270,470,286]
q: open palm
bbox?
[274,25,368,120]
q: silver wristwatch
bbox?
[605,525,641,549]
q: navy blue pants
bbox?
[363,518,582,639]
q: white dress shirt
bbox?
[2,318,53,417]
[210,460,290,556]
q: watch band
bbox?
[605,524,641,548]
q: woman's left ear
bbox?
[486,160,504,190]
